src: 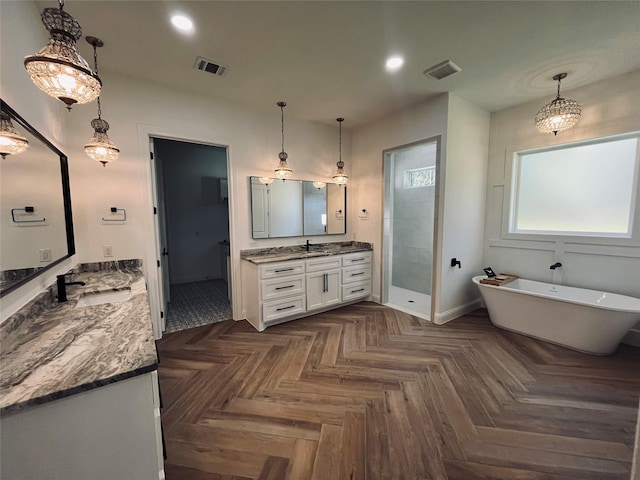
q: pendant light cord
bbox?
[92,42,102,119]
[556,76,562,99]
[280,104,285,153]
[58,0,64,11]
[339,120,342,163]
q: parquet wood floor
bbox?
[157,303,640,480]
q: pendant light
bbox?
[0,113,29,159]
[274,101,292,180]
[332,118,348,186]
[535,73,582,135]
[259,177,274,185]
[24,0,101,111]
[84,37,120,166]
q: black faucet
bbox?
[550,262,562,270]
[56,273,86,302]
[305,239,312,252]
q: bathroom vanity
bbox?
[0,260,164,480]
[241,242,372,330]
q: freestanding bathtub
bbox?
[472,276,640,355]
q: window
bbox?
[404,166,436,188]
[510,133,639,238]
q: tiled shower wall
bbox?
[391,145,436,295]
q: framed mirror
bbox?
[250,176,346,239]
[0,100,75,296]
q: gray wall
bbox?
[155,139,229,285]
[391,144,437,295]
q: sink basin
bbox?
[302,250,331,257]
[75,288,131,308]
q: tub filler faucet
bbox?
[550,262,562,270]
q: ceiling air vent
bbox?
[423,60,462,80]
[195,57,228,77]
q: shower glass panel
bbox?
[383,140,438,320]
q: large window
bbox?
[510,133,639,238]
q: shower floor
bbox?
[385,285,431,321]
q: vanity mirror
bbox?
[250,176,346,239]
[0,100,75,296]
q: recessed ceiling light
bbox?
[385,56,404,72]
[171,14,193,31]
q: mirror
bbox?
[0,100,75,296]
[250,176,346,239]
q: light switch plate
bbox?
[103,245,113,257]
[39,248,51,262]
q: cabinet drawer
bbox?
[261,275,305,301]
[306,256,342,272]
[342,280,371,302]
[342,251,372,267]
[263,296,306,324]
[260,260,305,279]
[342,264,372,284]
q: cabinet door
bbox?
[306,270,341,311]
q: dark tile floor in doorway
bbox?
[165,279,232,333]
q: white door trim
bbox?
[137,124,238,339]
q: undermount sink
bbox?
[302,250,331,256]
[75,288,131,308]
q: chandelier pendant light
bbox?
[274,101,292,180]
[24,0,101,110]
[84,37,120,166]
[535,73,582,135]
[0,113,29,159]
[332,118,348,186]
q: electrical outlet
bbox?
[103,245,113,257]
[39,248,52,262]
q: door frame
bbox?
[138,124,236,339]
[381,135,442,322]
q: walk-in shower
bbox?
[382,139,439,320]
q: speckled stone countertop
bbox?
[241,240,372,265]
[0,260,157,416]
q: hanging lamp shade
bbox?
[332,118,348,186]
[84,118,120,166]
[0,113,29,159]
[83,37,119,166]
[274,101,292,180]
[24,1,101,110]
[535,73,582,135]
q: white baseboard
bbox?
[434,299,482,325]
[370,294,381,304]
[622,328,640,348]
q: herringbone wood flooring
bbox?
[157,303,640,480]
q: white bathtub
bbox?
[472,276,640,355]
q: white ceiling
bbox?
[41,1,640,128]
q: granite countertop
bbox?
[241,240,372,265]
[0,260,157,415]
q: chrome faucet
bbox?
[57,273,86,302]
[550,262,562,270]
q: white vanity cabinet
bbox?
[306,256,342,311]
[242,250,372,331]
[341,251,373,302]
[1,371,164,480]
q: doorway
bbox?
[382,139,439,320]
[152,138,232,333]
